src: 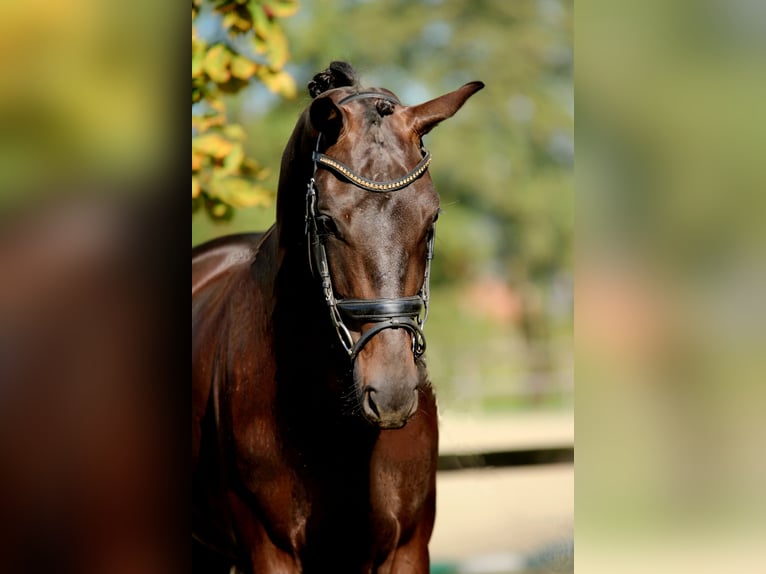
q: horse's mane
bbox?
[307,61,360,98]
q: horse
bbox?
[192,61,483,573]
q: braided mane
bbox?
[307,61,359,98]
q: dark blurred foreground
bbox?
[0,192,181,574]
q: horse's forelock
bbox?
[308,61,360,98]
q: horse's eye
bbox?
[316,215,340,238]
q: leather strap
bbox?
[312,150,431,193]
[337,296,424,322]
[348,318,426,360]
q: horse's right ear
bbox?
[309,95,343,140]
[407,81,485,136]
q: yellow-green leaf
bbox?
[213,176,273,208]
[264,0,299,19]
[252,33,267,55]
[192,176,201,199]
[222,8,253,34]
[192,133,233,159]
[210,200,233,220]
[208,98,227,115]
[192,151,204,171]
[192,111,226,133]
[192,30,207,78]
[192,85,203,104]
[203,44,231,83]
[221,143,245,175]
[230,55,258,80]
[222,123,246,141]
[221,12,238,31]
[192,50,206,78]
[259,69,296,99]
[251,1,271,40]
[265,23,289,69]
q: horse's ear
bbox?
[309,94,344,140]
[407,81,485,136]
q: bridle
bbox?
[304,91,435,361]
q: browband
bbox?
[312,150,431,193]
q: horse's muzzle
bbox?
[361,386,419,429]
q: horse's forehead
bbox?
[342,111,415,160]
[345,115,408,148]
[322,178,438,224]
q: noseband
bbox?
[304,92,435,361]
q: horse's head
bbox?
[301,66,483,429]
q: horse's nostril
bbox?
[365,388,380,418]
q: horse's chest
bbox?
[235,428,433,565]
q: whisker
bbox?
[338,379,364,418]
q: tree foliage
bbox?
[192,0,298,220]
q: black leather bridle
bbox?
[304,91,435,361]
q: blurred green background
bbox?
[576,0,766,572]
[192,0,574,416]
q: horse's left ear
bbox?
[407,81,485,136]
[309,94,344,140]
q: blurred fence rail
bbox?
[438,445,573,472]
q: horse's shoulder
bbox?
[192,227,277,371]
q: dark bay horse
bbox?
[192,62,483,573]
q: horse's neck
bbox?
[272,116,332,352]
[270,115,358,393]
[276,113,315,251]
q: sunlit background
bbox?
[192,1,574,572]
[0,1,173,206]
